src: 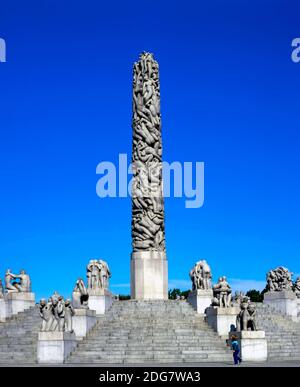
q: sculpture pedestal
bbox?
[37,331,77,363]
[5,292,35,317]
[88,289,114,315]
[230,331,267,362]
[187,289,213,314]
[206,306,239,337]
[131,251,168,300]
[264,291,298,318]
[0,299,7,322]
[72,309,97,339]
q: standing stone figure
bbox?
[189,260,212,291]
[39,298,55,332]
[266,266,293,292]
[236,298,257,331]
[72,278,89,308]
[64,299,75,333]
[212,276,232,308]
[39,295,75,332]
[57,296,66,332]
[86,259,111,292]
[131,52,165,252]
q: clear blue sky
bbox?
[0,0,299,300]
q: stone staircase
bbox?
[0,305,40,364]
[255,303,300,360]
[66,300,233,364]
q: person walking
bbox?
[231,335,242,365]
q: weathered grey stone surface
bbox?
[255,302,300,360]
[37,331,77,363]
[230,331,267,362]
[72,309,97,339]
[88,290,114,315]
[0,305,40,364]
[131,251,168,300]
[6,291,35,316]
[66,300,232,364]
[0,298,7,322]
[206,306,240,337]
[130,52,168,300]
[187,289,213,314]
[264,290,298,318]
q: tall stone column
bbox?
[130,52,168,300]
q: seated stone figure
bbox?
[236,300,257,331]
[4,269,31,293]
[211,276,232,308]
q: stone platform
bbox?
[206,306,239,337]
[88,289,114,315]
[131,251,168,300]
[37,331,77,364]
[187,289,213,314]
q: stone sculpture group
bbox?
[39,293,75,333]
[86,259,111,292]
[4,269,31,293]
[189,260,212,291]
[211,277,232,308]
[38,258,111,333]
[131,52,165,253]
[266,266,294,292]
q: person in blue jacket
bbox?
[231,335,242,365]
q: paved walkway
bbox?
[1,361,300,367]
